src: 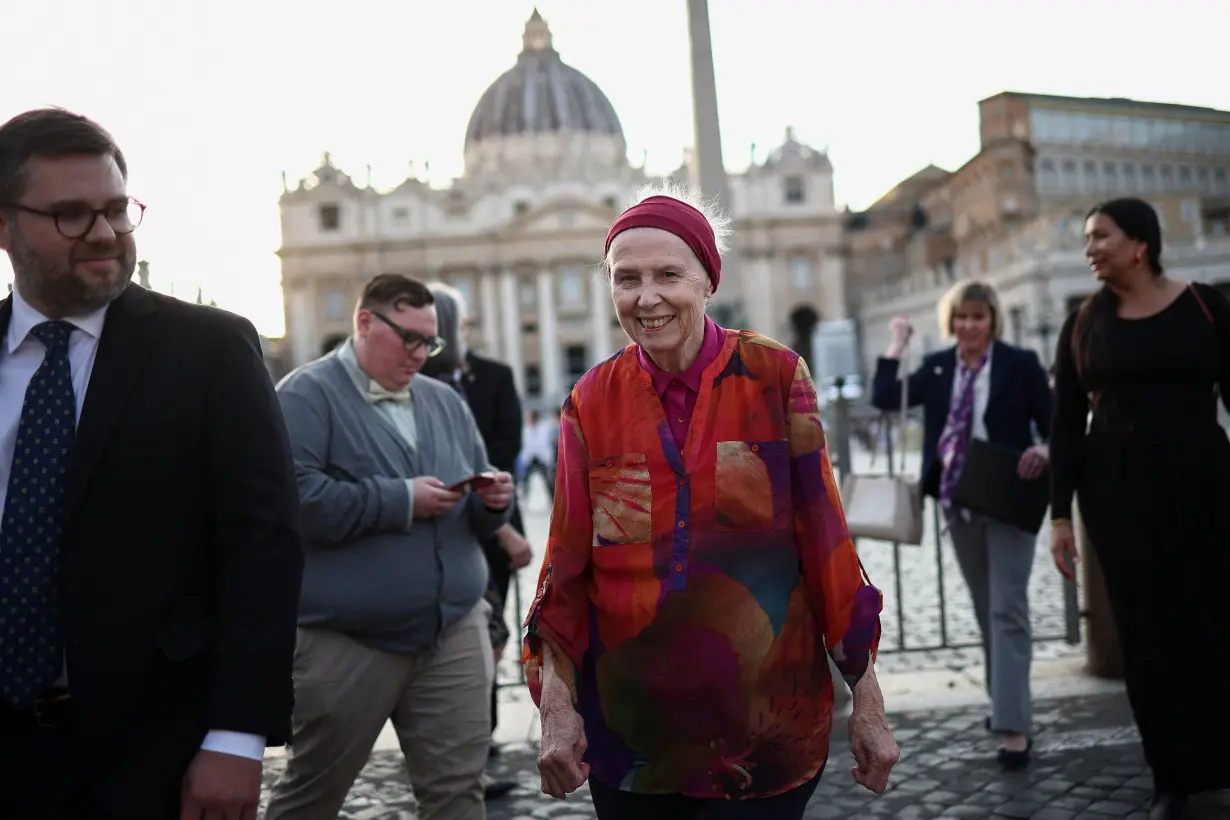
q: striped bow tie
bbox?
[366,385,411,404]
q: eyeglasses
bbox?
[2,197,146,240]
[370,310,446,357]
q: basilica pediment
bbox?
[500,198,616,238]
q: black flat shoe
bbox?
[1148,791,1185,820]
[484,778,518,801]
[996,738,1032,771]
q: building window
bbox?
[1102,161,1119,191]
[1008,306,1025,346]
[1038,159,1058,192]
[514,201,530,216]
[1082,160,1098,193]
[1214,168,1228,195]
[565,345,587,378]
[1161,165,1175,190]
[318,204,340,232]
[1142,164,1157,192]
[391,206,409,224]
[324,290,346,321]
[1122,163,1137,191]
[524,364,541,397]
[783,177,805,204]
[602,196,617,209]
[560,268,584,307]
[519,282,536,308]
[1179,166,1193,189]
[790,258,812,289]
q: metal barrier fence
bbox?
[825,381,1082,654]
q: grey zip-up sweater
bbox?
[276,346,509,653]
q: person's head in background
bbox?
[936,279,1004,364]
[420,281,468,381]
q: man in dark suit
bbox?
[0,109,303,819]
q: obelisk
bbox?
[685,0,743,325]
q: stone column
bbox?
[479,270,499,357]
[589,270,613,364]
[537,268,562,406]
[498,269,524,395]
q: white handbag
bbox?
[840,350,925,546]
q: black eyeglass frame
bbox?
[369,310,446,358]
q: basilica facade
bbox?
[278,10,847,409]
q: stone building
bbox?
[277,9,848,409]
[848,91,1230,371]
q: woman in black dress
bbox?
[1050,197,1230,819]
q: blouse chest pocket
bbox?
[714,439,790,532]
[589,453,652,546]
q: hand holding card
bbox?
[449,472,497,493]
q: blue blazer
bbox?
[870,341,1053,498]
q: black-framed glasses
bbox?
[370,310,446,357]
[2,197,145,240]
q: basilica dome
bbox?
[463,9,627,180]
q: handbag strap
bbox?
[896,345,909,476]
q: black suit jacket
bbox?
[462,351,523,474]
[0,285,303,813]
[870,340,1053,498]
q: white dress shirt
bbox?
[0,286,264,761]
[948,345,993,442]
[519,419,556,466]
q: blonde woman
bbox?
[871,280,1052,769]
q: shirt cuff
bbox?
[404,478,416,530]
[200,730,267,761]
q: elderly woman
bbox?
[871,280,1052,770]
[522,187,898,819]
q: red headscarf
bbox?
[604,195,722,292]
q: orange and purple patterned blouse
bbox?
[522,327,883,800]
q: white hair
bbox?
[426,280,469,321]
[625,180,733,256]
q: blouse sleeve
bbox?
[870,355,930,412]
[1049,311,1088,521]
[786,356,883,688]
[521,392,592,706]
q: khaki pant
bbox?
[266,602,494,820]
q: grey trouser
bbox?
[949,512,1036,735]
[265,602,494,820]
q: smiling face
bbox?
[951,299,994,356]
[608,227,712,372]
[1084,211,1146,285]
[0,153,136,317]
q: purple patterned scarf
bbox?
[938,352,988,518]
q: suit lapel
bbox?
[62,285,159,523]
[987,341,1011,407]
[0,295,11,342]
[931,348,957,415]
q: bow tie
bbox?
[366,384,411,404]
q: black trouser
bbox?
[0,694,93,819]
[481,502,522,736]
[520,458,555,500]
[588,768,823,820]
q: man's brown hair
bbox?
[358,274,434,312]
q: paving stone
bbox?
[257,691,1160,819]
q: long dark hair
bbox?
[1071,198,1164,393]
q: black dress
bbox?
[1051,282,1230,794]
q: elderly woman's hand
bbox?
[848,701,900,794]
[538,701,590,799]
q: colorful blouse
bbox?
[522,329,883,799]
[638,315,724,449]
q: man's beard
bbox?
[9,233,135,316]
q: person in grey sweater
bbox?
[266,274,514,820]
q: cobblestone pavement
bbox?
[494,445,1083,691]
[259,691,1227,819]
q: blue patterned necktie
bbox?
[0,320,76,709]
[937,352,988,520]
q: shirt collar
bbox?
[6,284,108,353]
[337,337,414,403]
[638,316,724,395]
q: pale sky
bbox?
[3,0,1228,337]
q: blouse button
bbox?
[674,562,684,572]
[751,443,760,452]
[605,459,614,467]
[677,520,686,529]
